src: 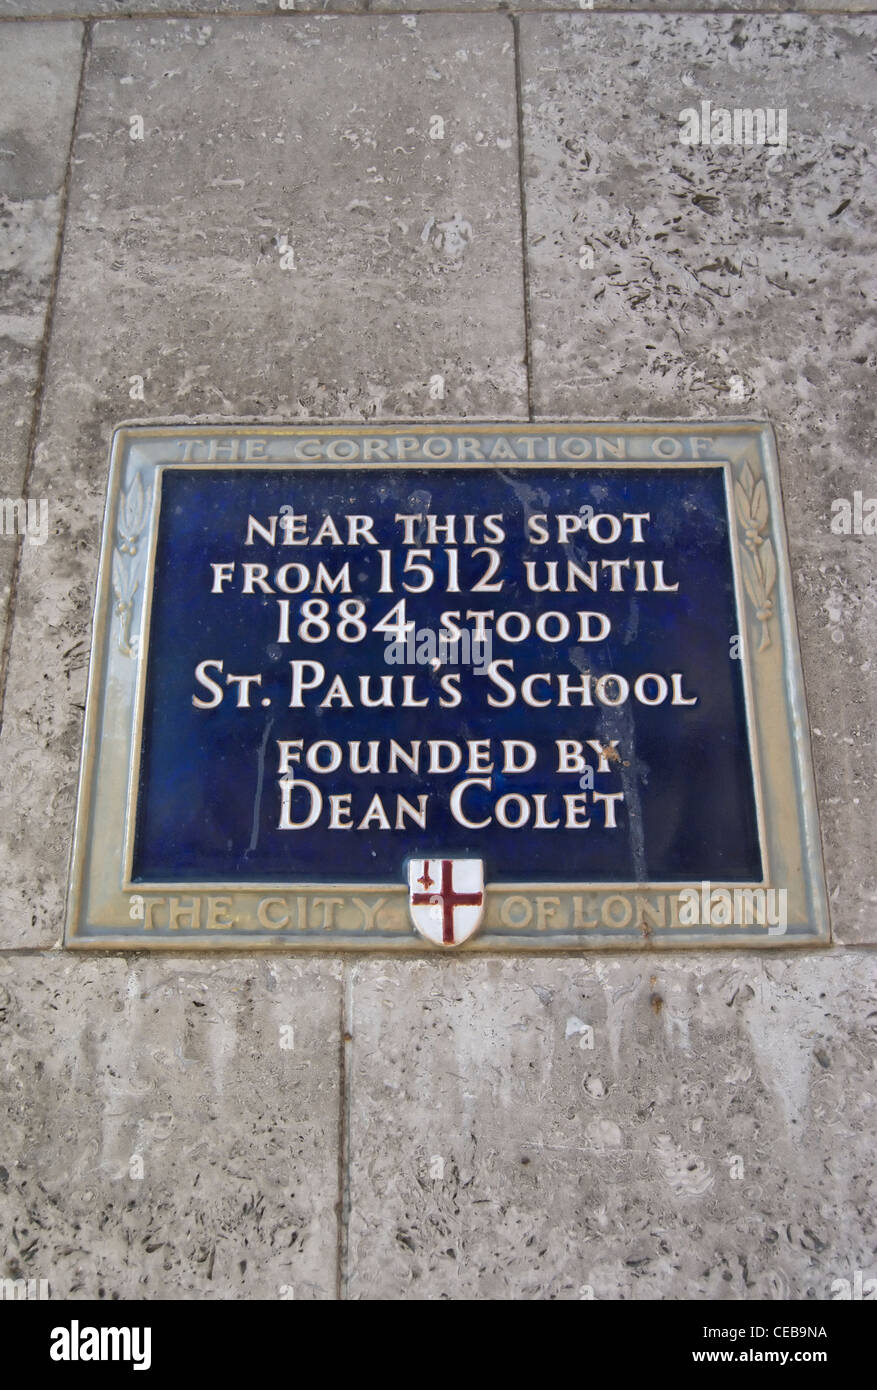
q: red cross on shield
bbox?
[408,859,485,946]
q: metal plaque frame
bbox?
[66,423,830,951]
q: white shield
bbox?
[407,858,485,947]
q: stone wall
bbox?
[0,4,874,1299]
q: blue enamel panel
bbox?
[131,465,762,885]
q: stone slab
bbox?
[520,15,876,444]
[520,12,877,940]
[0,22,82,644]
[2,3,875,20]
[68,14,524,423]
[0,13,525,948]
[344,951,876,1299]
[790,537,877,944]
[0,953,341,1298]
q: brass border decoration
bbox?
[66,424,829,951]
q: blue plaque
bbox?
[68,425,829,949]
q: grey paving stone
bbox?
[0,952,341,1298]
[2,2,875,20]
[520,12,877,939]
[520,15,875,435]
[57,14,525,423]
[0,22,82,642]
[791,537,877,944]
[0,13,525,948]
[344,951,876,1300]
